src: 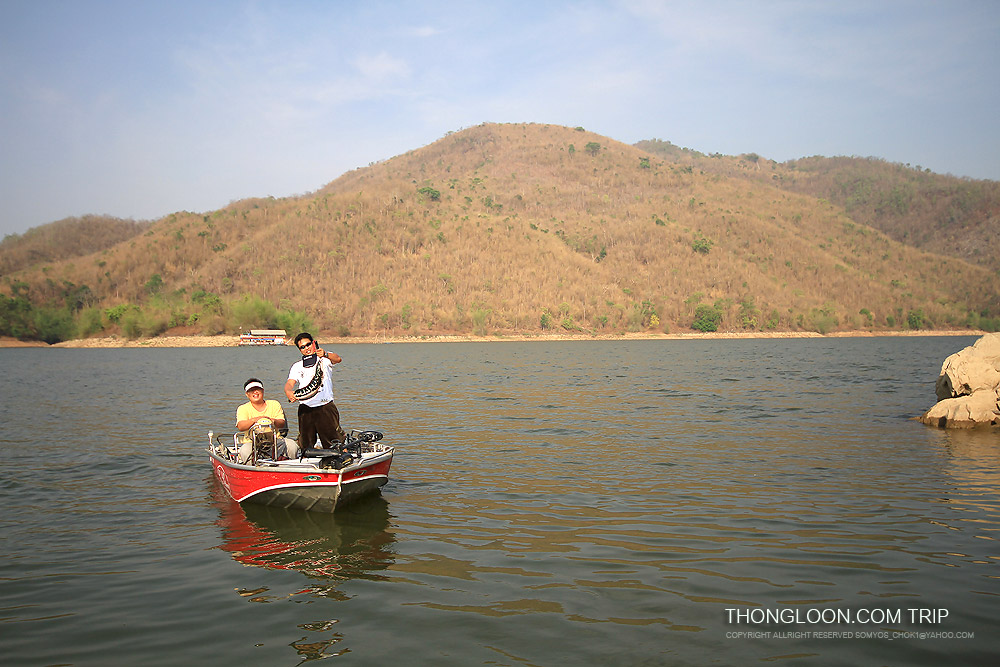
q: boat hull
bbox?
[209,447,393,513]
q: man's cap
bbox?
[244,379,264,393]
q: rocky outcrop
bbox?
[921,333,1000,428]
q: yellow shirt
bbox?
[236,399,285,429]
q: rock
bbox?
[934,332,1000,400]
[922,333,1000,428]
[921,390,1000,429]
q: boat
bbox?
[208,420,394,513]
[238,329,288,346]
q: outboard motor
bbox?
[248,417,277,461]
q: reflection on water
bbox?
[212,480,396,585]
[210,480,397,661]
[940,428,1000,518]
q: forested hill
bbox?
[2,123,998,343]
[636,140,1000,272]
[0,215,151,276]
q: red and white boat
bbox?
[208,424,394,513]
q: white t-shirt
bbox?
[287,356,335,407]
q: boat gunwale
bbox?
[207,445,394,474]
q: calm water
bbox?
[1,337,998,666]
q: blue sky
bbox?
[2,0,998,238]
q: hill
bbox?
[636,140,1000,271]
[2,123,998,342]
[0,215,151,276]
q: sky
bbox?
[1,0,998,238]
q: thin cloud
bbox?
[407,25,442,38]
[354,52,412,81]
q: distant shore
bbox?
[0,329,984,349]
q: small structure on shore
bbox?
[920,333,1000,428]
[239,329,288,346]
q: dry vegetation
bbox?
[638,140,1000,271]
[2,123,999,342]
[0,215,151,275]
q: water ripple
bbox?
[1,337,996,665]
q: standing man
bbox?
[284,332,347,451]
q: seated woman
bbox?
[236,378,300,462]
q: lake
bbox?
[1,336,997,665]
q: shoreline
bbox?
[0,329,984,349]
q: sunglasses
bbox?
[298,341,314,351]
